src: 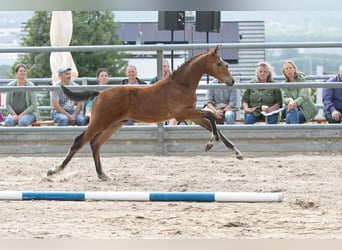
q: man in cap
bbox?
[50,66,86,126]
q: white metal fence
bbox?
[1,42,342,155]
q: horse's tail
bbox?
[61,85,99,102]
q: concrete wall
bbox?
[1,124,341,157]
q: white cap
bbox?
[58,66,72,74]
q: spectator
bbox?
[282,60,318,124]
[322,64,342,123]
[4,64,39,126]
[204,78,237,124]
[149,59,172,84]
[50,66,86,126]
[120,65,147,85]
[242,61,282,124]
[85,68,109,122]
[121,65,147,125]
[0,93,4,123]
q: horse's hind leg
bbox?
[47,131,87,177]
[218,129,243,160]
[90,122,125,181]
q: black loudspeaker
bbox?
[195,11,221,33]
[158,11,185,31]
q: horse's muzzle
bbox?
[225,78,235,86]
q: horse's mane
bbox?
[170,50,208,78]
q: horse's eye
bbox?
[217,62,222,67]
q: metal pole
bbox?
[171,30,174,71]
[156,49,165,156]
[206,31,209,83]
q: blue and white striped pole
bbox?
[0,191,283,202]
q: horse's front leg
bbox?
[203,110,220,151]
[218,129,243,160]
[177,109,219,150]
[187,116,219,152]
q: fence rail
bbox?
[2,41,342,53]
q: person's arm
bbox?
[225,89,237,111]
[50,91,71,118]
[5,92,15,115]
[51,98,69,116]
[73,102,83,115]
[294,88,310,107]
[205,88,215,107]
[22,88,38,115]
[267,89,282,112]
[242,89,256,113]
[322,88,335,112]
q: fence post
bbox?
[81,77,88,85]
[156,49,166,155]
[157,122,165,156]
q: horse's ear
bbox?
[212,45,221,55]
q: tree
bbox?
[13,11,127,82]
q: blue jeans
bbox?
[244,113,278,124]
[4,113,36,126]
[285,107,306,124]
[224,110,236,124]
[52,110,87,126]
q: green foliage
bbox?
[15,12,52,78]
[13,11,128,81]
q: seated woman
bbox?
[242,61,282,124]
[4,64,39,126]
[85,68,109,122]
[281,60,318,124]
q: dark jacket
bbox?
[120,78,147,85]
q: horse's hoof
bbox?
[98,173,112,181]
[236,154,244,160]
[47,169,55,176]
[205,143,213,152]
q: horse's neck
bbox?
[173,61,204,89]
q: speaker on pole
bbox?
[195,11,221,33]
[158,11,185,31]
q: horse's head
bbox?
[206,45,235,86]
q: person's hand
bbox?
[68,114,76,125]
[224,105,233,111]
[332,110,341,121]
[288,100,296,112]
[215,109,223,119]
[12,114,19,123]
[245,107,256,113]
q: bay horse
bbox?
[47,45,243,181]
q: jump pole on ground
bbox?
[0,191,283,202]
